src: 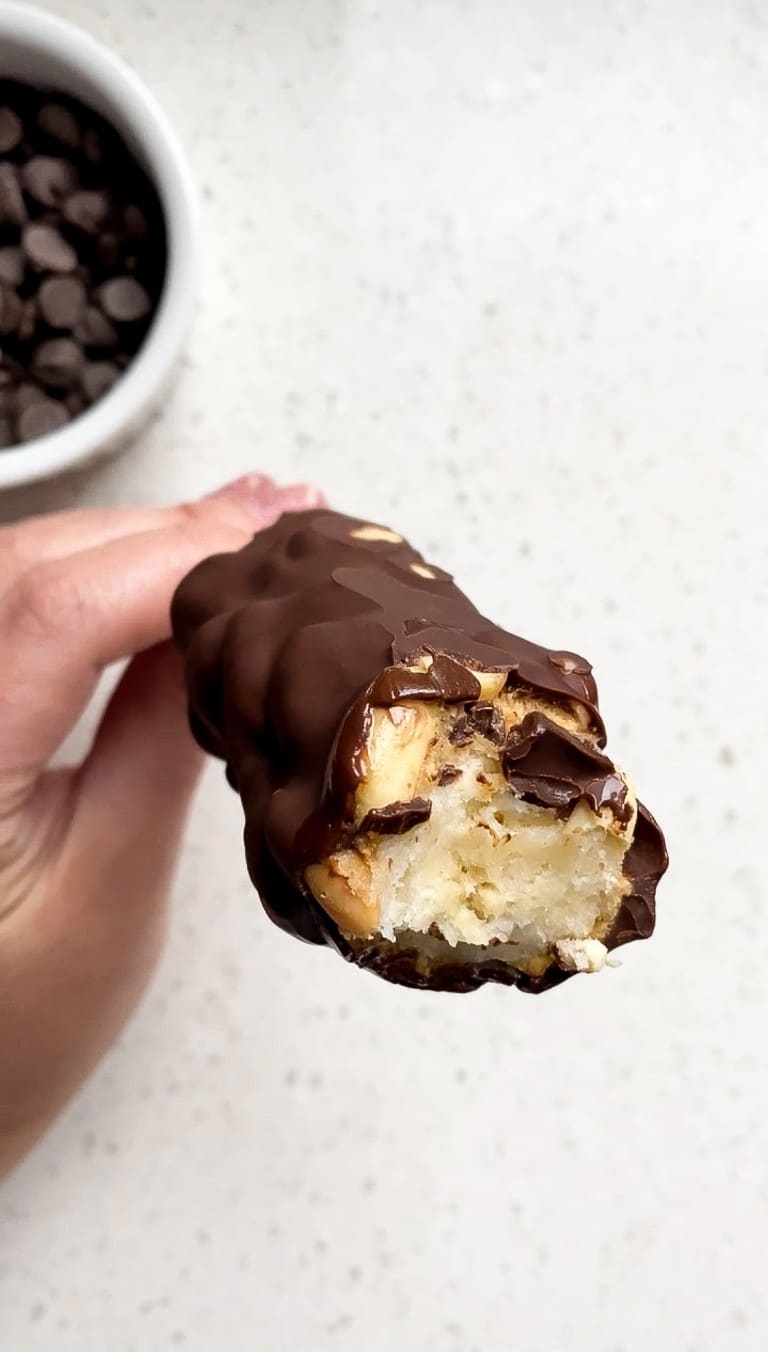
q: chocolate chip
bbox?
[359,798,433,836]
[82,360,120,403]
[38,276,87,329]
[96,233,122,269]
[16,298,38,343]
[436,764,461,786]
[63,189,110,235]
[0,287,22,336]
[81,127,105,163]
[0,356,22,388]
[0,106,22,154]
[122,204,148,239]
[468,702,506,745]
[0,164,27,227]
[73,305,118,350]
[0,247,25,289]
[18,397,69,443]
[37,102,81,150]
[22,223,77,273]
[21,156,78,208]
[449,719,473,747]
[32,337,83,391]
[64,391,86,416]
[97,276,152,322]
[450,702,506,747]
[15,381,48,412]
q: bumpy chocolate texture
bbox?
[171,510,667,993]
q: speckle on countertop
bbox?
[1,2,767,1351]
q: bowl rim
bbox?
[0,0,199,489]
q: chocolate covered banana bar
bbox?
[171,510,667,993]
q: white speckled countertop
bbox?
[1,2,767,1349]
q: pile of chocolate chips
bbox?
[0,80,166,448]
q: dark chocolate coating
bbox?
[172,510,668,992]
[503,712,633,824]
[359,798,433,835]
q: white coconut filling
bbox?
[304,684,636,978]
[368,751,629,973]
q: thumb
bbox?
[69,642,203,909]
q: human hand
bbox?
[0,474,321,1179]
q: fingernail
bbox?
[205,475,325,518]
[278,483,327,510]
[205,474,278,513]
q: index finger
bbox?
[0,480,322,780]
[0,475,289,586]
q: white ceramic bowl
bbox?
[0,2,199,488]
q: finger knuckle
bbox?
[5,560,85,641]
[176,500,209,533]
[172,500,225,551]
